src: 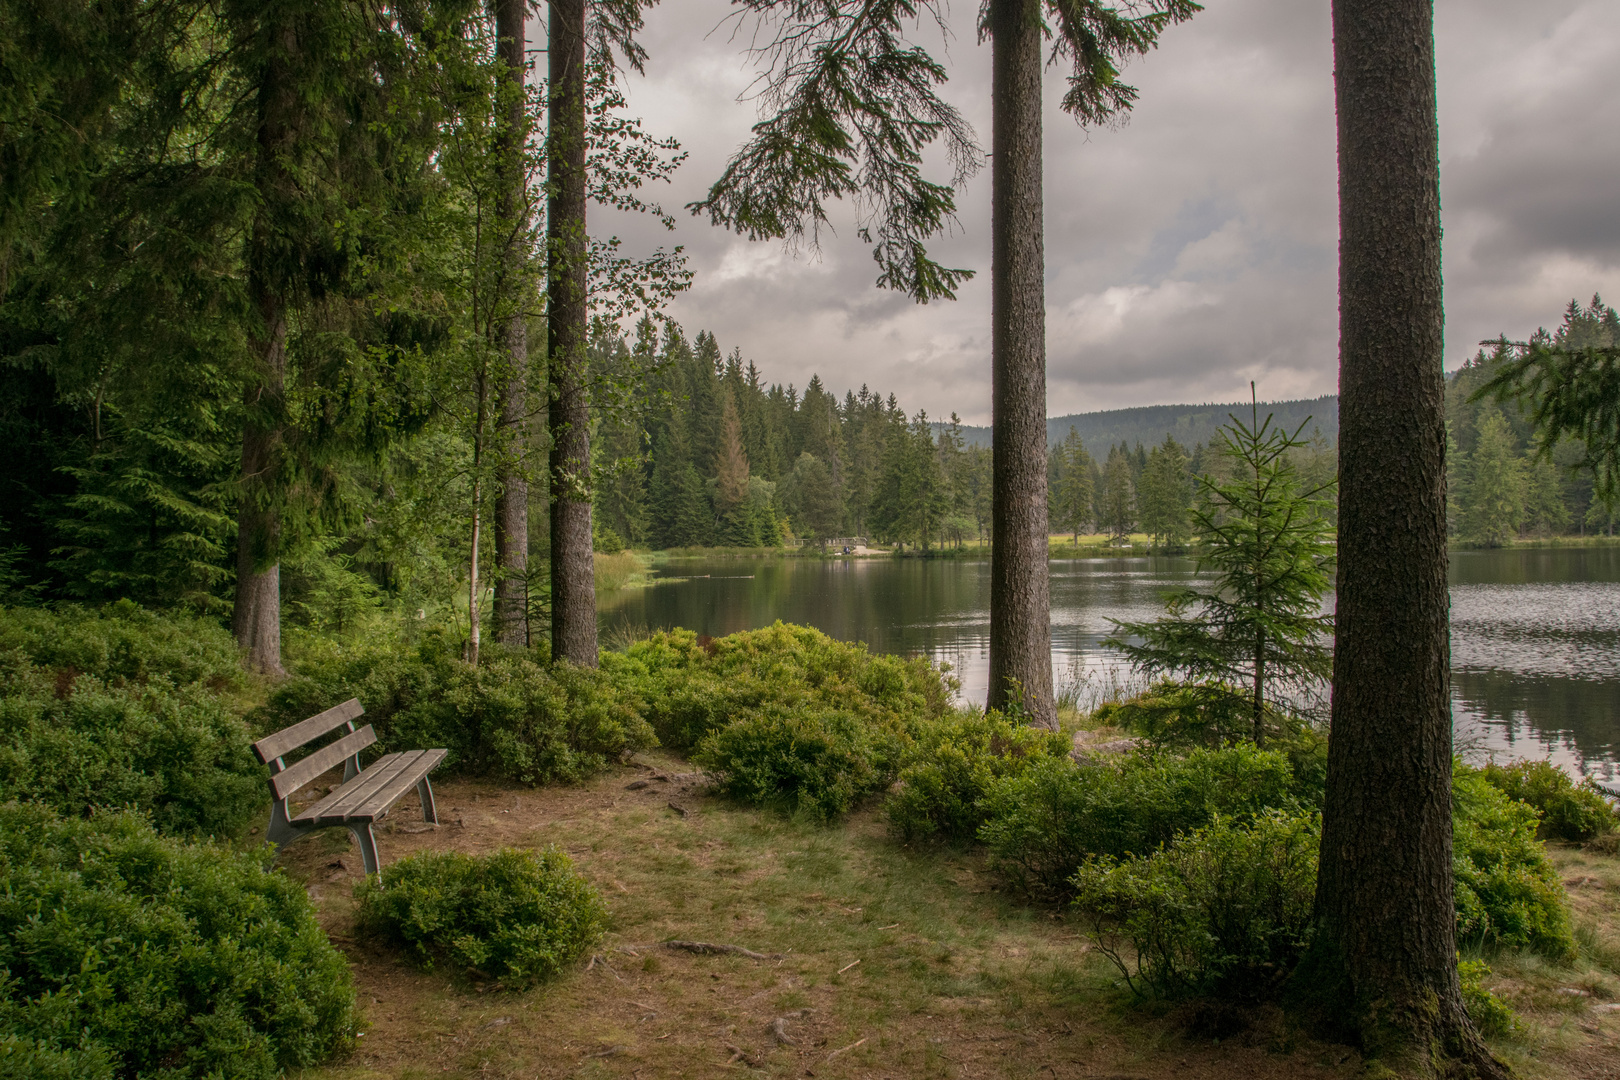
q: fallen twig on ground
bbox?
[827,1037,867,1060]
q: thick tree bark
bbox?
[493,0,530,648]
[233,20,299,678]
[1296,2,1507,1075]
[233,297,285,677]
[985,0,1055,728]
[547,0,598,666]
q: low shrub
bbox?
[404,651,655,785]
[0,649,262,837]
[256,636,655,786]
[0,803,356,1079]
[1093,679,1258,748]
[1481,759,1617,843]
[0,601,243,689]
[1095,679,1329,805]
[355,848,607,986]
[1072,808,1320,998]
[1453,763,1575,960]
[696,706,909,822]
[601,623,953,751]
[885,709,1071,843]
[1070,790,1563,1005]
[1459,958,1520,1039]
[1064,763,1572,1004]
[978,745,1298,901]
[597,624,952,820]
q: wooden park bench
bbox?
[251,698,446,875]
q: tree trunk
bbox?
[233,19,300,679]
[1295,1,1506,1074]
[985,0,1054,728]
[1252,627,1265,747]
[493,0,530,648]
[233,306,285,677]
[467,475,483,665]
[547,0,597,666]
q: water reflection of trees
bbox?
[597,558,996,655]
[597,555,1620,777]
[1452,667,1618,776]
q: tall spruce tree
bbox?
[694,0,1196,725]
[225,0,449,673]
[491,0,535,647]
[1136,435,1191,547]
[546,0,595,664]
[546,0,667,664]
[1052,427,1096,543]
[1457,406,1524,546]
[1296,1,1508,1072]
[1098,444,1136,540]
[1477,294,1620,507]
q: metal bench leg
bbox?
[266,799,300,849]
[349,823,380,876]
[416,774,439,825]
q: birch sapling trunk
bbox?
[986,0,1056,728]
[547,0,598,666]
[467,363,488,666]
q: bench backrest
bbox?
[251,698,375,803]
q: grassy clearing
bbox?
[595,551,652,592]
[282,754,1620,1080]
[1452,535,1620,550]
[1466,844,1620,1077]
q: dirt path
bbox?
[281,752,1615,1080]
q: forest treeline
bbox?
[1447,296,1620,542]
[7,296,1616,626]
[590,296,1620,557]
[590,317,1331,553]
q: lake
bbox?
[597,546,1620,783]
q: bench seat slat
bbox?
[294,751,420,825]
[253,698,364,764]
[291,748,447,826]
[270,724,376,802]
[348,749,448,822]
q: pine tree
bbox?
[1304,0,1507,1067]
[1136,435,1191,548]
[1107,401,1335,743]
[672,461,713,547]
[1458,407,1524,546]
[783,452,841,539]
[1521,450,1570,537]
[713,392,754,545]
[1051,427,1095,543]
[1098,444,1137,540]
[1478,293,1620,505]
[693,0,1198,726]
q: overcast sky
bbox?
[570,0,1620,425]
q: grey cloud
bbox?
[574,0,1620,423]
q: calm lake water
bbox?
[597,547,1620,782]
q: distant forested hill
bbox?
[943,396,1340,452]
